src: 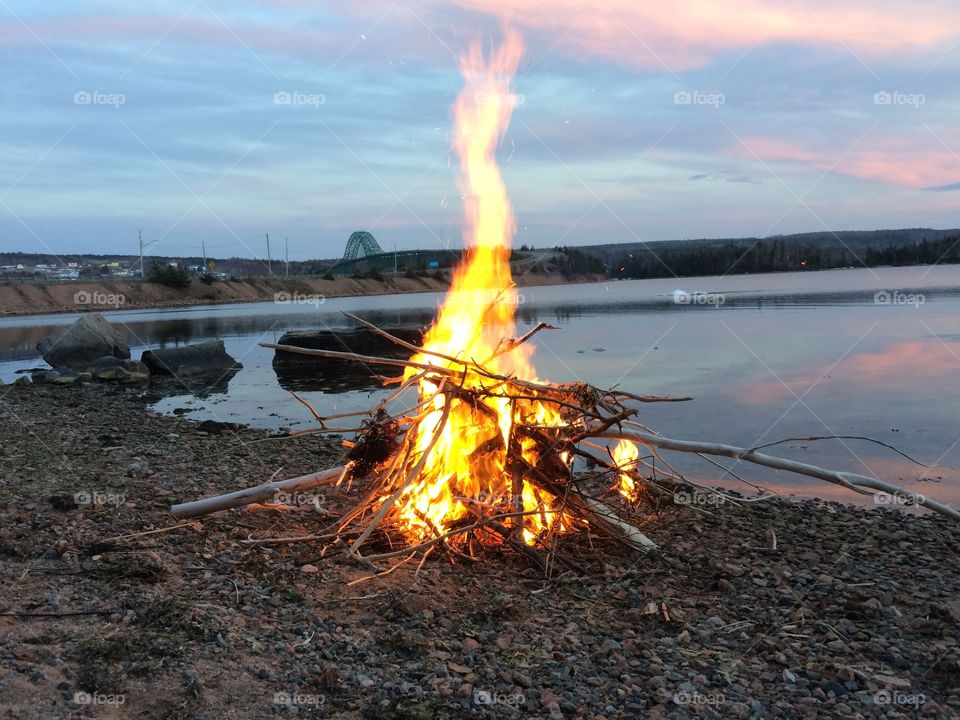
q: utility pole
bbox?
[201,239,207,272]
[266,233,272,276]
[285,236,289,277]
[138,229,144,277]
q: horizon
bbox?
[1,2,959,262]
[2,226,959,266]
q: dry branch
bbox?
[593,428,960,522]
[171,467,344,519]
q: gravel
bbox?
[0,382,957,719]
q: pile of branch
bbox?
[172,315,959,570]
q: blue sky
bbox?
[1,0,958,260]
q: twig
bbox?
[594,428,960,522]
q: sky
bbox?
[0,0,958,260]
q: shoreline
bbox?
[0,273,604,318]
[1,383,957,718]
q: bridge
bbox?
[324,231,460,278]
[323,230,552,278]
[342,231,383,260]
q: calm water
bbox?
[3,266,959,508]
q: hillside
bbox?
[576,228,960,265]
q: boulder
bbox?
[37,314,129,370]
[141,340,241,377]
[271,326,423,393]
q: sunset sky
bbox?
[1,0,958,260]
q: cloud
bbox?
[926,181,960,192]
[733,135,960,189]
[440,0,960,71]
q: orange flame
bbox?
[393,29,571,546]
[613,438,641,501]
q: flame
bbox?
[613,439,641,501]
[390,29,571,547]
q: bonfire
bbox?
[172,32,957,570]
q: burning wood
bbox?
[172,30,959,569]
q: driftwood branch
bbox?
[593,428,960,522]
[171,467,344,519]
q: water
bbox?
[3,265,959,508]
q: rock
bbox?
[716,578,736,594]
[783,669,797,683]
[37,313,129,369]
[271,326,422,392]
[873,674,911,690]
[706,615,726,630]
[88,356,151,383]
[34,369,92,385]
[647,676,667,690]
[142,340,241,377]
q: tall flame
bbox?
[392,30,570,546]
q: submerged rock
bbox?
[141,340,241,377]
[271,326,423,393]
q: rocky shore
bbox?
[0,383,957,719]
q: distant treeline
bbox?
[610,235,960,279]
[553,246,606,276]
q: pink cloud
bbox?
[441,0,960,71]
[734,136,960,189]
[4,2,958,74]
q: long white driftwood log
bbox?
[594,429,960,522]
[171,467,344,519]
